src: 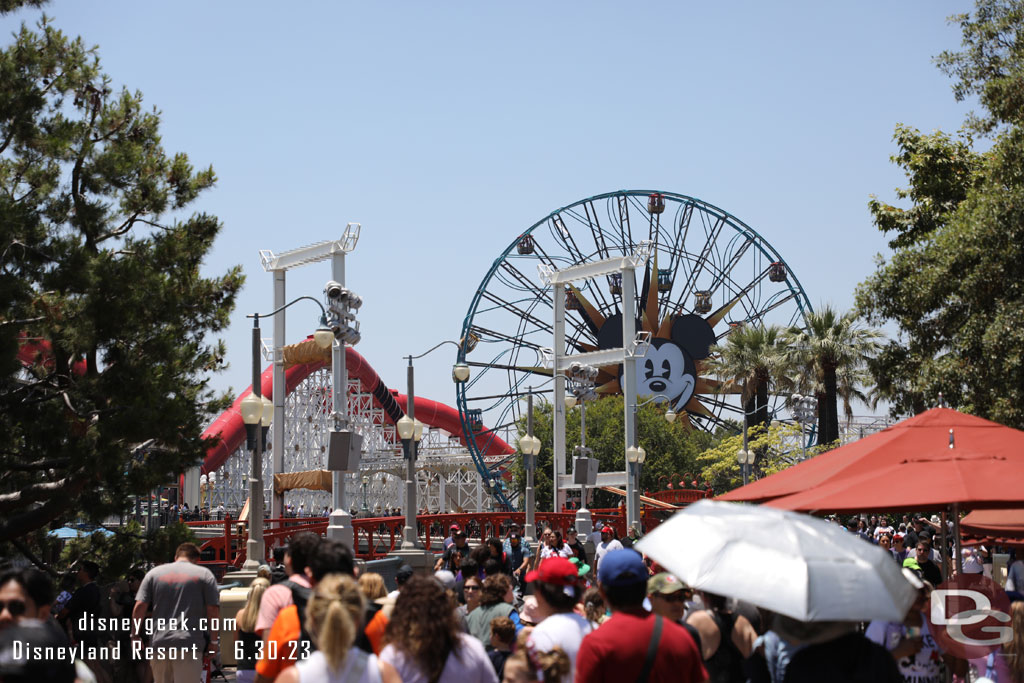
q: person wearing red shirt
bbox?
[575,549,707,683]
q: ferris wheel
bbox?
[454,190,813,505]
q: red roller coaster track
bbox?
[15,334,514,480]
[201,343,514,475]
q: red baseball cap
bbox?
[525,557,580,587]
[601,526,613,534]
[449,524,460,532]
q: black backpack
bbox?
[282,580,317,658]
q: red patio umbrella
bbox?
[718,407,1024,507]
[761,450,1024,513]
[718,407,1024,573]
[961,508,1024,540]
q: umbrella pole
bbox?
[952,502,962,579]
[940,508,949,581]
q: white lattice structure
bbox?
[205,365,498,516]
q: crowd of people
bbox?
[1,516,1023,683]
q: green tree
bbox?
[706,324,793,431]
[857,0,1024,427]
[59,521,197,582]
[935,0,1024,136]
[697,422,830,494]
[0,15,242,543]
[510,394,719,511]
[785,307,881,445]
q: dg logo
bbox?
[926,574,1012,659]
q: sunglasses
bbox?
[656,592,688,603]
[0,599,26,616]
[463,585,480,592]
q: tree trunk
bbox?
[823,363,839,444]
[755,374,770,429]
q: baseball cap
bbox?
[902,557,921,571]
[509,533,520,541]
[525,557,580,586]
[598,549,647,587]
[396,564,415,585]
[600,526,613,534]
[449,523,460,532]
[647,572,687,595]
[434,570,456,590]
[569,556,591,577]
[519,596,542,625]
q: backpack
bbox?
[283,580,317,658]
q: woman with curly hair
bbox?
[380,574,497,683]
[277,574,399,683]
[466,574,517,643]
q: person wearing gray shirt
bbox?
[133,542,220,683]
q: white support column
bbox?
[272,270,286,521]
[622,266,639,532]
[327,250,354,549]
[553,282,567,513]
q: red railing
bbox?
[185,491,710,568]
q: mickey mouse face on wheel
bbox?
[598,313,716,412]
[637,338,696,408]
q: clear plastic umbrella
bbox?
[635,500,917,623]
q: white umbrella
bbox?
[635,500,916,623]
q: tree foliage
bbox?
[510,395,721,511]
[697,422,831,495]
[784,306,881,445]
[936,0,1024,136]
[857,0,1024,427]
[0,16,243,542]
[706,324,793,430]
[59,521,197,582]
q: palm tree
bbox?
[707,324,793,430]
[786,306,882,444]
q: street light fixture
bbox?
[452,362,471,383]
[791,393,818,461]
[241,295,329,572]
[397,371,424,550]
[518,390,542,543]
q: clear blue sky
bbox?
[4,1,975,416]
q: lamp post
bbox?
[241,299,332,572]
[518,387,541,544]
[396,407,424,549]
[395,340,473,548]
[626,443,647,522]
[791,393,818,461]
[625,395,675,532]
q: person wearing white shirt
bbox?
[524,556,591,682]
[593,526,623,575]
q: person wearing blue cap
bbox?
[575,549,706,682]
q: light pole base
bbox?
[388,547,435,575]
[242,538,264,573]
[574,507,594,536]
[326,509,354,550]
